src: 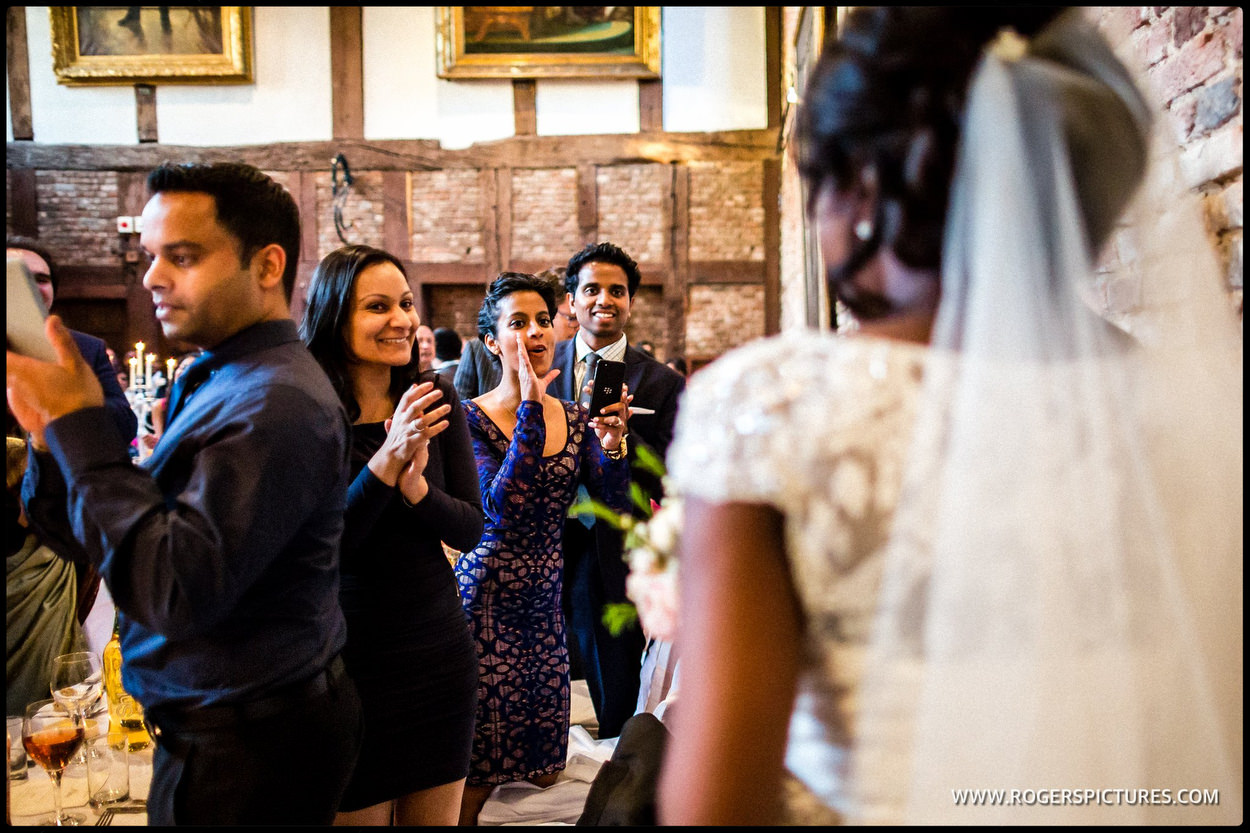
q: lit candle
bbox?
[167,357,177,384]
[129,356,139,385]
[145,354,155,388]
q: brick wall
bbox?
[686,284,766,360]
[36,171,119,267]
[688,161,766,262]
[597,164,670,266]
[510,168,582,265]
[426,282,492,345]
[624,285,667,358]
[411,169,487,263]
[1093,7,1242,320]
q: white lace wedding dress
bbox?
[666,329,926,824]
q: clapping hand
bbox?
[367,381,450,490]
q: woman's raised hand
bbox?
[516,332,560,404]
[368,381,451,487]
[590,383,630,453]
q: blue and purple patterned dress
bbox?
[457,398,629,786]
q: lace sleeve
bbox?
[667,337,800,509]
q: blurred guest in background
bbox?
[6,435,86,716]
[7,236,137,444]
[416,323,436,372]
[432,326,463,380]
[538,266,579,342]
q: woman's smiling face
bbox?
[345,260,419,367]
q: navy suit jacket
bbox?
[72,329,138,443]
[551,340,684,508]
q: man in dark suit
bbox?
[551,242,685,738]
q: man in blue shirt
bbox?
[7,162,361,825]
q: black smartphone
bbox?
[586,359,627,419]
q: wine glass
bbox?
[50,652,104,727]
[21,699,86,826]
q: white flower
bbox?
[623,497,683,642]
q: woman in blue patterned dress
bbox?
[455,272,631,825]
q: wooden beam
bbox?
[639,79,663,132]
[687,260,766,285]
[329,7,364,140]
[669,164,690,360]
[297,172,320,264]
[410,263,495,284]
[513,80,537,136]
[577,164,598,245]
[479,169,500,278]
[135,85,158,143]
[7,168,38,237]
[6,130,782,171]
[496,168,513,270]
[762,158,781,334]
[765,7,782,131]
[6,7,33,140]
[382,170,409,258]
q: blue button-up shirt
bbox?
[23,319,351,712]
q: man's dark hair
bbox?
[477,272,557,342]
[434,327,462,361]
[146,162,302,302]
[565,242,642,299]
[6,235,58,297]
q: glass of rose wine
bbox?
[22,699,86,826]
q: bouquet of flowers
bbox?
[568,443,681,642]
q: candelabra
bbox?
[124,342,172,463]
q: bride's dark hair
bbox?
[796,7,1065,273]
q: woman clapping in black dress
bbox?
[302,245,483,825]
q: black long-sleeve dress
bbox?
[336,373,485,810]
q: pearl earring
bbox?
[854,220,874,241]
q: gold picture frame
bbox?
[50,7,253,86]
[436,7,660,80]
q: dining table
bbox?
[8,739,151,826]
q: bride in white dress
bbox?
[658,7,1241,825]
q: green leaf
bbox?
[567,498,632,531]
[632,443,667,480]
[602,602,639,636]
[629,482,653,517]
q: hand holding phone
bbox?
[585,359,627,419]
[7,258,57,362]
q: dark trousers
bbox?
[563,522,645,739]
[146,657,363,825]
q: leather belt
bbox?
[147,655,346,735]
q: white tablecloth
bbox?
[8,743,151,826]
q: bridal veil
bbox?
[851,9,1242,824]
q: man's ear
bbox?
[252,243,286,290]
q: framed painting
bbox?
[436,6,660,80]
[50,6,253,86]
